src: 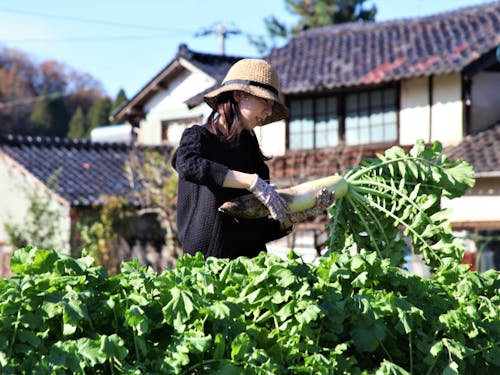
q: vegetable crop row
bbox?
[0,247,498,374]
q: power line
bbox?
[1,33,190,44]
[0,6,191,33]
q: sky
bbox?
[0,0,495,99]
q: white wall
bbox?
[400,77,431,144]
[0,154,71,253]
[442,195,500,225]
[400,73,463,146]
[140,67,214,145]
[430,74,463,145]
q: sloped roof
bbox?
[267,1,500,94]
[444,123,500,176]
[112,44,244,123]
[0,135,172,207]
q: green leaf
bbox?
[10,247,38,275]
[17,329,41,348]
[213,333,226,359]
[125,305,150,335]
[441,360,459,375]
[75,337,107,367]
[62,296,89,336]
[163,287,194,326]
[375,359,411,375]
[296,301,321,325]
[186,335,212,353]
[99,334,128,361]
[231,332,253,362]
[351,319,386,352]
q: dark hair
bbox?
[205,91,270,161]
[205,92,241,144]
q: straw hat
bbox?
[204,58,289,125]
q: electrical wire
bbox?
[0,7,191,33]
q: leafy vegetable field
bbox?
[1,141,499,374]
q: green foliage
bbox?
[29,89,52,136]
[78,195,133,275]
[67,106,87,139]
[28,90,69,137]
[111,89,128,118]
[4,171,66,251]
[0,45,107,137]
[48,93,70,137]
[328,140,475,273]
[87,97,112,135]
[1,141,496,374]
[126,148,181,268]
[252,0,377,53]
[1,247,498,374]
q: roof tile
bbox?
[0,135,172,206]
[267,2,500,93]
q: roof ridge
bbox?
[301,1,500,36]
[176,43,244,63]
[0,134,173,153]
[0,134,130,150]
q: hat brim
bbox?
[204,83,289,126]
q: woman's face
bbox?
[234,91,274,131]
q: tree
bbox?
[29,88,52,136]
[86,97,112,135]
[67,106,87,139]
[0,45,108,137]
[251,0,377,53]
[112,89,128,112]
[48,92,69,137]
[111,89,128,124]
[29,89,69,137]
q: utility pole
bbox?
[195,22,242,55]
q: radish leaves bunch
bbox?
[327,139,475,272]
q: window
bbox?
[288,87,398,150]
[345,88,397,146]
[289,97,338,150]
[161,116,202,145]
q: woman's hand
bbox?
[248,174,289,222]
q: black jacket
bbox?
[171,125,288,259]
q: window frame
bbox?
[286,84,400,150]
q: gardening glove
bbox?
[248,174,289,222]
[286,188,335,224]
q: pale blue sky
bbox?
[0,0,494,98]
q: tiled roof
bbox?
[444,124,500,176]
[0,135,172,206]
[177,44,243,85]
[267,1,500,93]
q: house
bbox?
[262,1,500,266]
[112,44,243,146]
[0,135,172,276]
[113,2,500,267]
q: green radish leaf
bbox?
[231,332,253,362]
[75,337,107,367]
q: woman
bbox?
[171,58,331,259]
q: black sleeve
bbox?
[171,126,228,189]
